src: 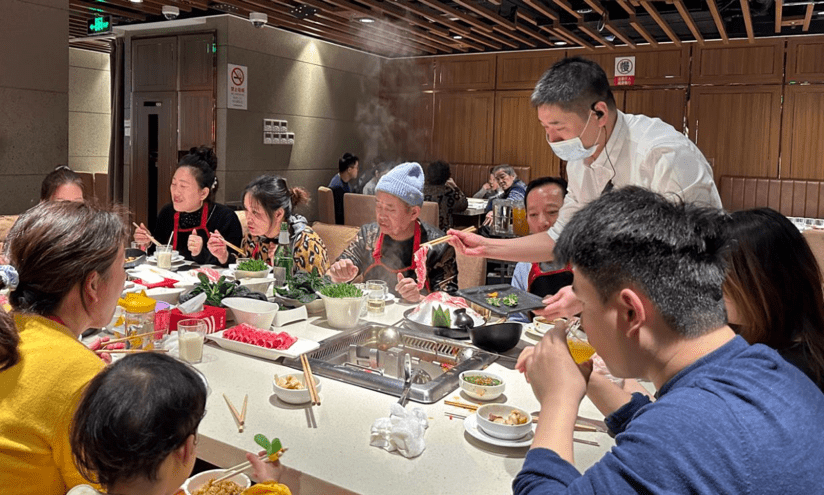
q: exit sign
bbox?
[87,15,112,35]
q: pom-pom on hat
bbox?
[376,162,425,207]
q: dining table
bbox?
[179,293,617,495]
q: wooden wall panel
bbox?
[569,46,691,85]
[432,92,494,163]
[692,39,784,85]
[787,37,824,83]
[132,37,177,92]
[382,92,434,162]
[179,33,215,91]
[494,90,560,179]
[688,86,781,183]
[781,85,824,180]
[380,58,435,93]
[495,50,567,90]
[623,88,686,132]
[179,90,214,150]
[434,54,496,90]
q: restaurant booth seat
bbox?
[802,229,824,279]
[343,193,439,228]
[316,186,335,225]
[719,175,824,218]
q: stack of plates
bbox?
[147,254,186,267]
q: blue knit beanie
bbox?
[376,162,424,207]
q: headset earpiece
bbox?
[591,102,605,119]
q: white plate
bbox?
[147,255,185,263]
[524,324,547,340]
[463,414,534,448]
[206,329,319,361]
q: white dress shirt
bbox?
[547,111,722,241]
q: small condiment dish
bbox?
[182,469,250,495]
[273,373,322,404]
[475,403,533,440]
[459,370,505,401]
[532,316,566,335]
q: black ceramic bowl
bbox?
[469,322,521,353]
[124,248,147,269]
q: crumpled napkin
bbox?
[370,403,429,458]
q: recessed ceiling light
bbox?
[576,7,592,14]
[452,34,463,39]
[130,0,142,3]
[358,17,375,23]
[554,40,567,46]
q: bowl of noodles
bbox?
[182,469,250,495]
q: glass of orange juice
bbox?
[566,321,596,364]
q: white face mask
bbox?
[547,113,601,162]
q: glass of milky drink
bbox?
[178,319,206,364]
[156,245,173,270]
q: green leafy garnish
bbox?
[275,268,330,303]
[486,297,501,307]
[501,293,519,307]
[319,282,363,299]
[431,306,451,328]
[237,259,268,271]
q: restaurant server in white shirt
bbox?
[449,56,721,318]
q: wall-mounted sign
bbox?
[228,64,248,110]
[87,16,112,36]
[614,56,635,86]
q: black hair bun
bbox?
[190,146,217,171]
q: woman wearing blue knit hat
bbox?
[327,162,458,302]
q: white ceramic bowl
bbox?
[182,469,250,495]
[318,292,365,329]
[476,404,533,440]
[238,277,274,295]
[273,373,322,404]
[221,297,279,329]
[533,316,566,334]
[233,260,272,280]
[459,370,505,401]
[145,287,185,304]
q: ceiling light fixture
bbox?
[452,34,463,39]
[576,7,592,14]
[554,40,567,46]
[358,17,375,23]
[130,0,142,3]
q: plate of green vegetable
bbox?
[274,269,330,313]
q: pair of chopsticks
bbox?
[443,411,600,446]
[212,448,288,484]
[222,238,247,257]
[97,330,157,346]
[96,348,169,355]
[444,400,600,433]
[421,226,477,249]
[132,222,162,247]
[300,354,321,406]
[223,393,248,433]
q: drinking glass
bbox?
[566,321,596,364]
[366,280,388,316]
[178,319,206,364]
[156,245,173,270]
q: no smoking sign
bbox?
[228,64,248,110]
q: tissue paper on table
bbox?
[370,403,429,458]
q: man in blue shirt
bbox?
[329,152,359,225]
[514,186,824,495]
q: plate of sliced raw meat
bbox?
[206,324,319,361]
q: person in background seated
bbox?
[510,177,570,323]
[473,169,500,200]
[327,162,458,302]
[482,164,526,225]
[133,146,243,266]
[41,166,85,202]
[362,160,393,196]
[423,160,468,232]
[329,152,359,225]
[69,353,289,495]
[0,201,128,495]
[514,187,824,495]
[224,175,329,275]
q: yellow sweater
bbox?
[0,314,105,495]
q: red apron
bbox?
[527,262,574,299]
[363,222,431,292]
[172,203,210,251]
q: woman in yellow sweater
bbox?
[0,201,128,495]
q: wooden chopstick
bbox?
[212,449,287,484]
[98,330,158,346]
[444,401,599,432]
[132,222,162,247]
[444,411,600,443]
[300,354,320,406]
[223,238,247,256]
[223,393,244,432]
[95,348,169,354]
[421,226,477,249]
[240,394,248,425]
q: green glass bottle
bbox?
[273,222,293,281]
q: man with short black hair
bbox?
[513,187,824,495]
[329,152,359,225]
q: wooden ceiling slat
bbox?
[605,23,636,48]
[355,0,449,37]
[551,0,583,19]
[706,0,729,42]
[99,0,164,15]
[522,0,559,22]
[775,0,783,33]
[451,0,516,30]
[803,3,814,31]
[581,0,635,47]
[416,0,494,34]
[304,13,440,54]
[549,21,595,49]
[392,0,473,36]
[137,0,192,13]
[70,0,147,21]
[628,14,658,46]
[639,1,680,46]
[492,25,538,47]
[672,0,703,44]
[471,26,519,48]
[576,21,615,49]
[738,0,755,42]
[614,0,637,16]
